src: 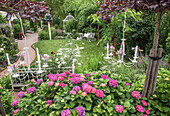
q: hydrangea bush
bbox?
[11,71,153,116]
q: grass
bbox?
[34,39,105,73]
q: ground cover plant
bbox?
[11,71,151,116]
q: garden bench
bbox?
[83,33,95,42]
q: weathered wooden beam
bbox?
[0,97,6,116]
[151,48,163,95]
[142,49,154,97]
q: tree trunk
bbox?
[142,11,163,99]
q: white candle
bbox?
[6,53,11,65]
[134,45,138,58]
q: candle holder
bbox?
[12,64,20,77]
[41,54,50,67]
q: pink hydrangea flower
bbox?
[95,89,104,98]
[46,100,53,106]
[100,83,106,87]
[141,100,147,106]
[58,76,64,81]
[109,79,118,88]
[55,82,60,87]
[48,81,54,86]
[101,75,109,80]
[142,114,148,116]
[50,76,58,81]
[136,105,144,112]
[18,91,25,98]
[91,72,95,74]
[61,109,71,116]
[84,73,90,77]
[11,100,19,107]
[76,106,85,116]
[91,88,97,94]
[26,87,36,93]
[70,90,77,95]
[14,109,20,114]
[115,105,123,113]
[70,77,81,84]
[132,91,141,99]
[145,109,150,114]
[79,77,85,82]
[73,86,81,92]
[36,79,43,85]
[81,92,87,97]
[87,81,93,85]
[60,73,67,78]
[69,73,78,78]
[125,82,130,86]
[65,71,70,75]
[47,74,54,80]
[82,83,92,93]
[60,82,66,88]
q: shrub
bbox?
[38,30,48,40]
[42,25,48,31]
[65,19,78,32]
[148,68,170,115]
[38,27,57,40]
[13,24,22,39]
[0,83,13,114]
[12,71,153,115]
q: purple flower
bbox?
[26,87,36,93]
[76,106,85,116]
[87,81,93,85]
[18,91,25,98]
[61,109,71,116]
[48,81,54,86]
[11,100,19,107]
[70,90,77,95]
[84,73,90,77]
[73,86,81,92]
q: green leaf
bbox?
[55,103,63,109]
[107,107,113,113]
[85,102,92,111]
[106,95,111,101]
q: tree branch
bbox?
[12,0,23,8]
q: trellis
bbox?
[6,43,82,90]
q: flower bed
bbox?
[11,71,153,116]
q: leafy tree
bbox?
[97,0,170,99]
[0,0,49,22]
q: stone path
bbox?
[0,33,38,78]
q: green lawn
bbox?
[34,39,105,73]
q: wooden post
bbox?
[0,97,6,116]
[152,48,163,95]
[142,49,154,97]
